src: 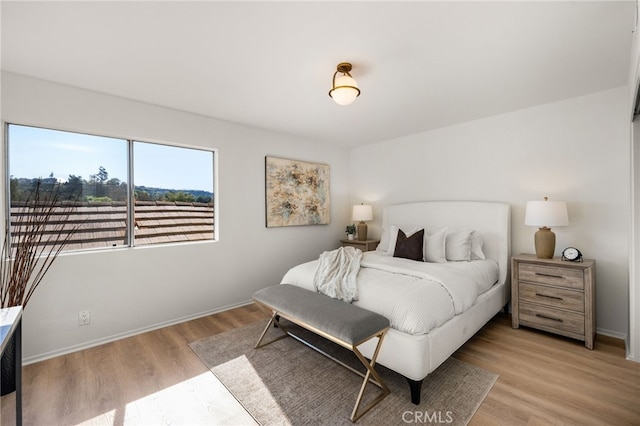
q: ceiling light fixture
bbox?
[328,62,360,106]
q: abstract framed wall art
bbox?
[265,156,330,227]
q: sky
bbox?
[8,124,214,192]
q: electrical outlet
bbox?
[78,310,91,326]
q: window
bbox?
[6,124,215,252]
[133,141,214,246]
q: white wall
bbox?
[1,72,351,362]
[351,87,630,337]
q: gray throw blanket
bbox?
[313,246,362,303]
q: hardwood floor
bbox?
[1,304,268,426]
[2,305,639,425]
[456,315,640,426]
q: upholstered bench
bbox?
[253,284,390,422]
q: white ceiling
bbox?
[1,1,635,148]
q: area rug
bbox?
[189,321,498,426]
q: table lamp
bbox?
[525,197,569,259]
[352,204,373,241]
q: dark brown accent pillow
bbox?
[393,228,424,261]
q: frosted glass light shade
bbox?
[525,200,569,227]
[352,204,373,222]
[330,75,360,105]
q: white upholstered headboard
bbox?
[382,201,511,289]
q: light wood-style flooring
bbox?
[456,315,640,425]
[2,304,639,425]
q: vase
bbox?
[347,234,354,240]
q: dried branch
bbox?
[0,180,82,308]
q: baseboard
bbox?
[596,327,627,342]
[23,299,255,365]
[596,328,636,361]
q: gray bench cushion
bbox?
[253,284,390,345]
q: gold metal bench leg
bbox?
[350,330,390,422]
[254,311,289,349]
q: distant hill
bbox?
[134,185,213,203]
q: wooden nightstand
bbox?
[511,254,596,349]
[340,239,380,252]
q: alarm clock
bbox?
[562,247,583,262]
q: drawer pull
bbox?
[535,313,563,322]
[535,293,563,301]
[535,272,564,279]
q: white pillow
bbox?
[377,226,390,253]
[445,228,473,261]
[386,225,422,256]
[424,227,447,263]
[470,231,486,260]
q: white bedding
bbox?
[281,251,499,336]
[313,246,362,303]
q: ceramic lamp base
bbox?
[357,221,368,241]
[534,227,556,259]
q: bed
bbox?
[280,201,511,404]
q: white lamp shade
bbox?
[352,204,373,222]
[330,74,359,106]
[525,200,569,227]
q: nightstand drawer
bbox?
[519,282,584,312]
[518,263,584,290]
[519,302,585,335]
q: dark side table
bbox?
[1,306,22,425]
